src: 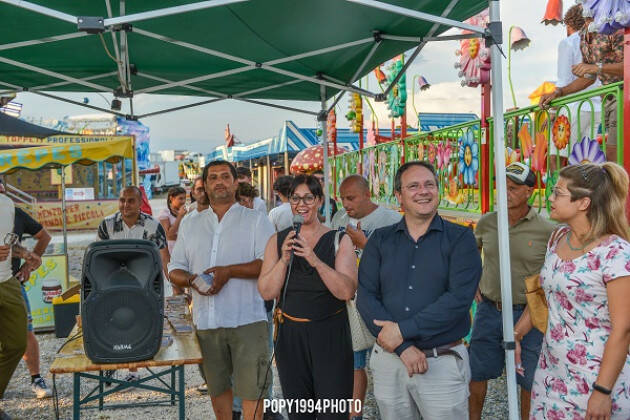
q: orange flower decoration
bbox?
[531,132,548,174]
[518,123,534,158]
[552,115,571,151]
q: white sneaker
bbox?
[31,377,52,399]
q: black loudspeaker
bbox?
[81,240,164,363]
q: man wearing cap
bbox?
[468,162,555,420]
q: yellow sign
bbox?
[32,200,119,230]
[0,135,132,146]
[50,165,73,185]
[23,255,68,330]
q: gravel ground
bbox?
[1,224,509,419]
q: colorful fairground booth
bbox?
[0,137,136,330]
[4,0,630,417]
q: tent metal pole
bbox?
[380,33,481,43]
[103,0,249,27]
[0,32,89,51]
[489,1,518,419]
[29,91,125,116]
[134,65,255,94]
[137,72,227,97]
[265,37,374,66]
[31,71,118,90]
[0,0,77,24]
[237,99,319,116]
[129,97,134,118]
[233,79,303,97]
[0,56,111,91]
[105,0,126,88]
[136,97,225,118]
[345,0,485,34]
[320,85,331,226]
[60,165,70,289]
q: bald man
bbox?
[331,175,401,420]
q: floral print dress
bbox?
[530,226,630,419]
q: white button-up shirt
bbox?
[168,203,274,330]
[557,32,601,111]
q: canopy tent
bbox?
[0,137,136,288]
[0,1,519,418]
[0,112,64,138]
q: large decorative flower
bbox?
[437,142,452,170]
[580,0,630,34]
[386,58,407,118]
[541,0,563,25]
[445,176,464,205]
[531,132,548,174]
[417,143,425,161]
[505,147,520,166]
[518,123,534,158]
[569,136,606,165]
[458,131,479,185]
[454,10,491,87]
[552,115,571,151]
[427,143,437,166]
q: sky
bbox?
[12,2,570,154]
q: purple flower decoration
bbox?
[580,0,630,34]
[568,136,606,165]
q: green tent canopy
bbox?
[0,0,487,114]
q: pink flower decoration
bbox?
[585,317,600,329]
[576,378,590,395]
[586,254,601,271]
[551,378,568,395]
[575,288,594,304]
[572,412,585,420]
[550,323,564,342]
[539,354,548,369]
[556,291,574,311]
[625,260,630,272]
[560,261,576,273]
[606,246,620,259]
[436,142,452,170]
[567,344,587,366]
[548,408,566,420]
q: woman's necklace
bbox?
[565,230,594,252]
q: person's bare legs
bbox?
[22,331,40,376]
[468,380,487,420]
[242,398,264,420]
[350,368,367,418]
[520,387,531,420]
[211,389,234,420]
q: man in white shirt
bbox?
[548,5,601,171]
[268,175,293,232]
[0,194,41,405]
[236,166,267,214]
[169,160,274,420]
[331,175,401,420]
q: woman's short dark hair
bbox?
[288,174,323,198]
[273,175,294,197]
[202,160,237,182]
[167,186,187,215]
[235,182,259,200]
[394,161,438,192]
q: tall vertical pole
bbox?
[401,112,407,164]
[320,85,331,226]
[60,166,69,289]
[489,2,519,419]
[481,83,491,212]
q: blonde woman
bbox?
[514,162,630,419]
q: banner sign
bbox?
[23,255,68,330]
[33,200,118,230]
[0,135,133,146]
[64,187,94,201]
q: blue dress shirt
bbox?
[357,214,482,355]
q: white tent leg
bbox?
[320,85,331,226]
[61,166,69,289]
[489,1,519,419]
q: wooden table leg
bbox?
[178,365,185,420]
[98,370,104,410]
[73,372,80,420]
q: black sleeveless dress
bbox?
[274,228,353,420]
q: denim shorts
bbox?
[354,348,370,369]
[20,285,33,332]
[468,299,543,391]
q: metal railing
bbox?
[5,182,38,217]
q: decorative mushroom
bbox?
[290,143,348,174]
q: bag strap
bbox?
[334,230,341,255]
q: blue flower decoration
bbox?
[458,131,479,185]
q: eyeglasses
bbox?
[3,232,18,246]
[289,194,316,205]
[550,187,571,199]
[403,181,437,192]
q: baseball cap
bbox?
[505,162,536,187]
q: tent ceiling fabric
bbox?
[0,0,487,101]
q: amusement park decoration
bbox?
[580,0,630,34]
[386,59,407,118]
[346,93,363,133]
[518,123,534,158]
[568,136,607,165]
[528,81,556,105]
[508,26,531,108]
[445,177,465,205]
[541,0,563,25]
[458,131,479,186]
[426,143,437,166]
[417,142,425,161]
[437,142,452,170]
[326,109,337,143]
[290,143,348,174]
[373,66,387,83]
[552,115,571,150]
[531,132,548,174]
[454,10,491,87]
[412,75,431,128]
[505,147,521,166]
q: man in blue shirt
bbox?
[357,161,482,420]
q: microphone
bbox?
[292,214,304,237]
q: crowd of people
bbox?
[2,156,630,420]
